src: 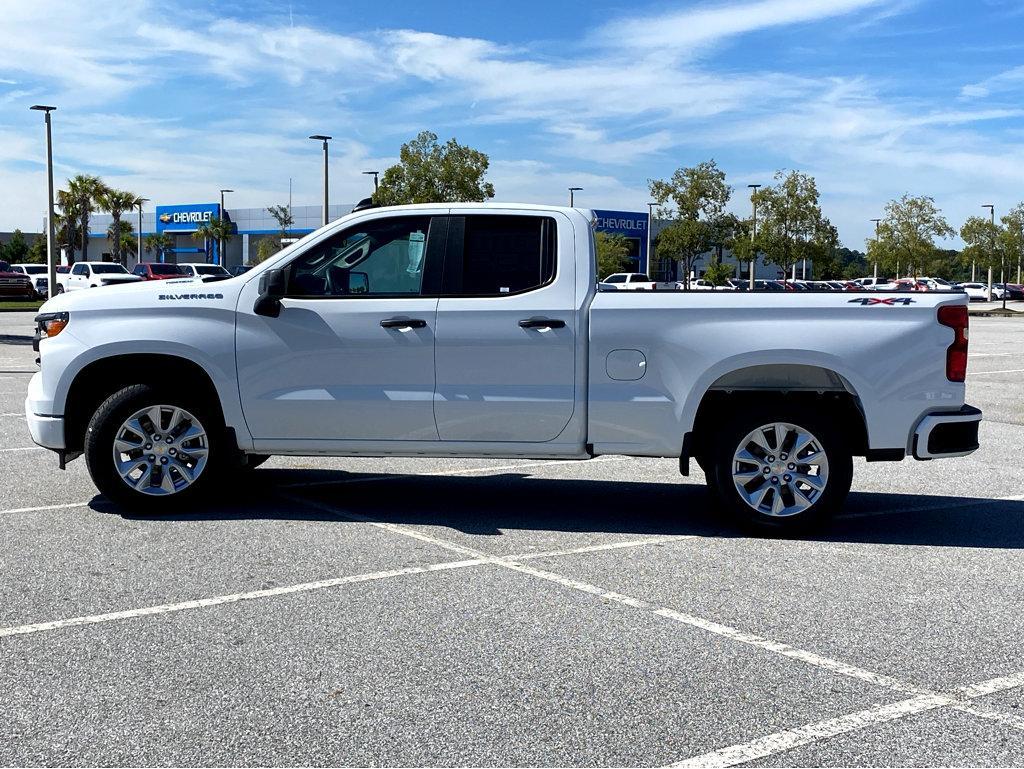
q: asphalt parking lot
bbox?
[1,309,1023,767]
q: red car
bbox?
[0,260,35,299]
[132,262,183,280]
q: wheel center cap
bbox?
[155,445,165,455]
[773,462,785,473]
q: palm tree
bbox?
[192,216,234,263]
[54,190,82,265]
[144,233,174,262]
[98,188,143,265]
[66,174,108,263]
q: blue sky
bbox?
[2,0,1024,248]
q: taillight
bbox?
[937,304,968,382]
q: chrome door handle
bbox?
[380,318,427,329]
[519,318,565,329]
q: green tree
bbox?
[960,215,1002,297]
[649,159,732,290]
[594,231,632,279]
[267,204,294,240]
[702,260,734,287]
[3,229,29,263]
[66,174,109,263]
[143,233,174,262]
[1000,203,1024,286]
[98,188,143,265]
[192,216,234,263]
[875,195,955,279]
[755,170,834,283]
[254,236,281,264]
[373,131,496,206]
[55,190,83,265]
[25,234,47,264]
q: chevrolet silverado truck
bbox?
[26,203,981,530]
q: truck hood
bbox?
[39,275,247,315]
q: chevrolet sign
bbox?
[155,203,221,233]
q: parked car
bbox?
[27,202,981,531]
[132,263,184,280]
[727,278,750,291]
[9,263,49,298]
[854,277,888,289]
[0,260,35,300]
[957,282,990,302]
[598,272,656,290]
[59,262,144,292]
[176,263,232,279]
[692,278,735,291]
[753,280,786,291]
[997,283,1024,300]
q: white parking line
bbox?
[669,694,953,768]
[971,368,1024,375]
[672,670,1024,768]
[0,446,43,453]
[0,558,488,639]
[0,536,675,640]
[0,502,88,515]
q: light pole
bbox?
[870,218,881,281]
[983,204,995,302]
[568,187,583,207]
[30,105,57,297]
[136,197,148,267]
[646,202,656,279]
[748,184,761,290]
[309,135,332,227]
[362,170,380,193]
[218,189,233,266]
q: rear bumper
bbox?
[912,405,981,459]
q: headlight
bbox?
[35,311,69,339]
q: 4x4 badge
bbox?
[848,297,916,305]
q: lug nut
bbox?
[148,454,155,461]
[770,476,779,485]
[780,453,788,460]
[783,474,792,483]
[169,448,177,456]
[763,467,771,475]
[788,463,796,470]
[160,457,168,464]
[166,437,173,444]
[144,443,152,450]
[766,455,775,462]
[153,434,161,441]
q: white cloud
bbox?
[960,65,1024,99]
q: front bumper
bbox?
[912,405,981,459]
[25,372,64,450]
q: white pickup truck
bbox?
[26,203,981,530]
[55,261,144,293]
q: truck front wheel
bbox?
[84,384,225,510]
[707,406,852,532]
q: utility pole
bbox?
[568,187,583,207]
[983,204,995,302]
[136,198,148,267]
[646,202,656,279]
[309,135,332,227]
[748,184,761,290]
[30,105,57,297]
[870,218,881,281]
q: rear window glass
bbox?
[451,215,555,296]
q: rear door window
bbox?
[442,215,556,296]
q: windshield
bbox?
[91,264,129,274]
[195,264,230,276]
[605,275,626,283]
[21,265,46,274]
[150,264,181,275]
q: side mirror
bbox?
[254,268,287,317]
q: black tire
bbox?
[707,403,853,533]
[84,384,225,511]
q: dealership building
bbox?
[77,202,784,279]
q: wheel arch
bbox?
[683,363,870,474]
[63,353,230,453]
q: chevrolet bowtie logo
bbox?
[158,213,172,223]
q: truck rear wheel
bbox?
[84,384,224,511]
[707,406,852,532]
